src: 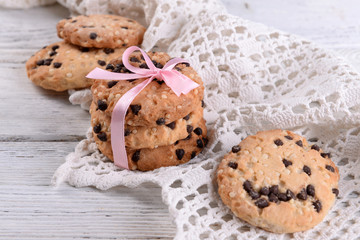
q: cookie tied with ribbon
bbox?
[87,46,207,170]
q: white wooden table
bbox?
[1,1,359,239]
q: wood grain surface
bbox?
[1,1,359,239]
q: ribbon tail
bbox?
[161,71,200,96]
[111,78,153,169]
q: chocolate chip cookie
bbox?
[90,51,204,127]
[57,14,146,48]
[90,101,204,149]
[217,129,339,233]
[26,41,125,91]
[94,118,208,171]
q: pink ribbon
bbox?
[86,46,200,169]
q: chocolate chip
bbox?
[175,67,181,71]
[130,57,140,63]
[306,185,315,197]
[268,193,279,203]
[303,165,311,176]
[243,180,260,199]
[231,145,241,153]
[183,114,190,120]
[53,62,62,68]
[121,26,128,29]
[228,162,238,169]
[130,104,141,115]
[93,124,101,133]
[274,139,283,146]
[166,121,176,129]
[190,151,197,159]
[269,185,279,196]
[49,51,57,57]
[89,32,97,39]
[107,80,117,88]
[103,48,114,54]
[42,45,47,49]
[122,43,127,47]
[325,165,335,172]
[175,149,185,160]
[202,137,209,147]
[184,133,191,140]
[71,20,77,23]
[52,45,59,51]
[282,159,292,167]
[196,139,204,148]
[311,144,320,151]
[186,125,193,133]
[174,140,179,145]
[286,189,295,200]
[152,60,163,68]
[44,58,53,66]
[321,153,331,158]
[285,135,293,140]
[243,180,252,192]
[156,79,164,85]
[156,118,165,125]
[260,187,270,196]
[313,200,322,212]
[278,193,288,201]
[97,132,107,141]
[36,59,44,66]
[183,62,190,67]
[124,129,131,136]
[80,47,89,52]
[332,188,339,197]
[255,198,269,209]
[295,140,303,147]
[132,150,140,162]
[97,60,106,66]
[201,100,205,108]
[297,188,307,200]
[112,67,121,73]
[193,127,202,136]
[106,64,115,71]
[139,63,148,69]
[97,100,108,111]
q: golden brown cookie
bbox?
[90,101,204,149]
[217,129,339,233]
[90,51,204,127]
[94,118,208,171]
[26,41,126,91]
[57,14,146,48]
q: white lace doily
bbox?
[53,0,360,239]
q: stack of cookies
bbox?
[26,15,146,91]
[89,50,208,171]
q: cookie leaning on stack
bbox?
[217,129,339,233]
[89,51,208,171]
[26,14,146,91]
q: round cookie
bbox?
[217,129,339,233]
[90,51,204,127]
[57,14,146,48]
[26,41,126,91]
[90,101,204,149]
[95,118,208,171]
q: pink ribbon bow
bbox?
[86,46,200,169]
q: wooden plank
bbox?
[0,142,176,239]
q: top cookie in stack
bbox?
[89,51,208,171]
[26,15,146,91]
